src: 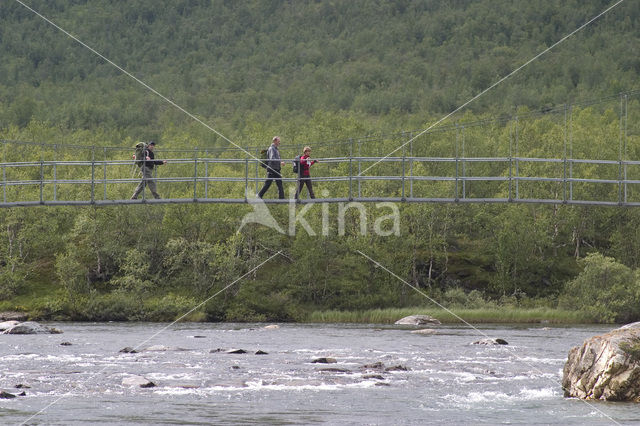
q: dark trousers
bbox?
[295,177,315,199]
[258,169,284,199]
[131,166,160,199]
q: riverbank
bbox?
[306,307,591,324]
[0,306,591,324]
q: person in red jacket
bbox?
[295,146,317,199]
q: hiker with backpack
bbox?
[131,141,167,200]
[294,146,317,199]
[257,136,285,199]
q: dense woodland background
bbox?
[0,0,639,323]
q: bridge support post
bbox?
[245,157,249,202]
[1,140,5,204]
[462,125,466,199]
[357,139,362,198]
[103,147,107,201]
[39,160,44,204]
[563,105,568,204]
[349,138,353,200]
[624,94,628,203]
[204,150,209,199]
[255,148,259,195]
[193,149,198,201]
[409,131,413,199]
[401,142,406,201]
[53,144,58,201]
[508,120,513,202]
[455,124,459,201]
[515,117,519,200]
[90,150,95,204]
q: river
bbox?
[1,322,637,425]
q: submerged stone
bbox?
[312,357,337,364]
[122,375,155,388]
[385,365,409,372]
[361,362,385,371]
[410,328,437,335]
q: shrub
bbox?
[143,294,198,322]
[559,253,640,323]
[619,337,640,363]
[83,292,144,321]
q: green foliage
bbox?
[0,1,639,322]
[55,252,89,304]
[110,248,155,294]
[307,306,588,324]
[619,337,640,363]
[559,253,640,323]
[83,292,145,321]
[143,294,199,322]
[0,270,23,301]
[0,1,638,134]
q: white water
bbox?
[1,323,637,425]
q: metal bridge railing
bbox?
[1,156,640,207]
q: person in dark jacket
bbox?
[131,141,167,199]
[295,146,317,199]
[258,136,285,199]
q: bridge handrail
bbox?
[2,154,639,206]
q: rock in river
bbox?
[472,338,508,345]
[312,357,337,364]
[394,315,441,326]
[122,375,156,388]
[1,321,62,334]
[410,328,437,335]
[0,321,20,332]
[562,322,640,401]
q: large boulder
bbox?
[0,321,20,332]
[1,321,62,334]
[562,323,640,401]
[394,315,441,326]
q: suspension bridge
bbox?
[1,92,638,208]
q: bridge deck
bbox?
[1,155,639,207]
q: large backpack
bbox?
[259,149,268,168]
[134,142,147,166]
[292,155,301,174]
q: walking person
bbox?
[258,136,285,199]
[295,146,317,199]
[131,141,167,199]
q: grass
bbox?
[306,307,591,324]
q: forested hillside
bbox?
[1,0,638,139]
[1,1,639,323]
